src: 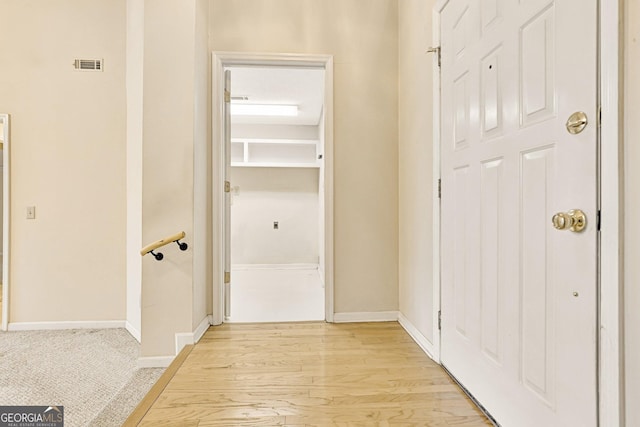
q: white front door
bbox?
[440,1,598,426]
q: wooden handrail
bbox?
[140,231,186,257]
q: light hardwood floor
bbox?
[134,322,492,426]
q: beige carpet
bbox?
[0,328,164,427]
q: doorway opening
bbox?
[212,53,334,325]
[227,65,325,322]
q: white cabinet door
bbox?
[440,1,598,425]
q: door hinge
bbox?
[427,46,441,67]
[224,271,230,284]
[438,179,442,199]
[224,180,231,193]
[597,209,601,231]
[224,89,231,103]
[438,310,442,330]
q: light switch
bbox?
[26,206,36,219]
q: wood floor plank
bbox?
[137,322,492,426]
[138,420,199,427]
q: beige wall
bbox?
[140,0,211,357]
[192,0,210,332]
[624,0,639,423]
[0,0,127,323]
[210,0,399,314]
[126,0,144,341]
[398,0,436,344]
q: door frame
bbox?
[432,1,623,425]
[211,52,335,324]
[1,114,11,331]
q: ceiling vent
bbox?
[73,59,103,71]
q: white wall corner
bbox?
[137,355,175,368]
[332,311,399,323]
[174,315,212,355]
[175,332,194,355]
[398,313,436,361]
[7,320,126,331]
[125,321,141,343]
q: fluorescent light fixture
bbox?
[230,104,298,117]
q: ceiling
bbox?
[228,66,325,126]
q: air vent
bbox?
[73,59,103,71]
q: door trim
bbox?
[210,52,335,324]
[598,1,623,425]
[1,114,10,331]
[432,1,623,425]
[431,11,442,365]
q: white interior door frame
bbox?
[1,114,11,331]
[432,1,623,425]
[211,52,335,325]
[431,13,442,365]
[598,1,623,425]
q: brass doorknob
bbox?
[566,111,588,134]
[552,209,586,232]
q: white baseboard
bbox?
[7,320,126,331]
[174,333,193,355]
[125,321,141,343]
[194,315,212,342]
[174,315,212,354]
[318,267,325,288]
[137,355,174,368]
[398,313,436,360]
[333,311,399,323]
[232,263,319,271]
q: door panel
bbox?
[480,157,503,364]
[520,4,555,126]
[440,0,597,425]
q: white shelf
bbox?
[231,162,320,168]
[230,138,320,168]
[231,138,317,145]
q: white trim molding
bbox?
[599,1,623,425]
[194,315,212,343]
[398,313,436,361]
[1,113,10,332]
[174,315,212,354]
[125,321,141,342]
[7,320,126,331]
[431,2,443,366]
[175,333,193,356]
[333,311,399,323]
